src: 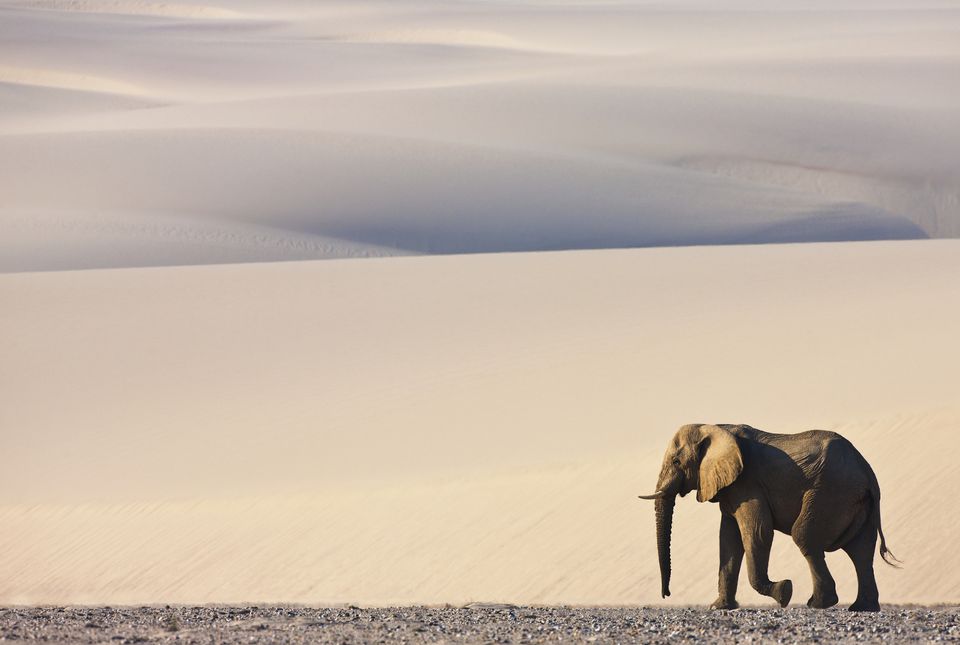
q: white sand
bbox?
[2,241,959,605]
[2,0,958,270]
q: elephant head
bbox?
[638,424,743,598]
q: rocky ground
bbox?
[1,605,958,644]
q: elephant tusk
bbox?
[637,490,665,500]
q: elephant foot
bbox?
[710,598,739,610]
[771,580,793,608]
[807,589,839,609]
[848,599,880,612]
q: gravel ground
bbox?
[1,605,958,644]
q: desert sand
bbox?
[3,242,960,606]
[1,0,959,611]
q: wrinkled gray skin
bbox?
[640,424,899,612]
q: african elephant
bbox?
[638,423,899,612]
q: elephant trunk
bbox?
[655,494,676,598]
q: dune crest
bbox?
[0,65,146,97]
[9,0,246,19]
[343,29,534,52]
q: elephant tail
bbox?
[866,465,902,568]
[875,501,902,568]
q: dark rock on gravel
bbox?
[0,605,957,643]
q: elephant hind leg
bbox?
[843,520,880,612]
[792,489,868,555]
[792,491,843,609]
[803,553,838,609]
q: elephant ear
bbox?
[696,425,743,503]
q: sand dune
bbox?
[0,0,956,270]
[0,208,406,272]
[2,241,958,604]
[1,0,957,610]
[0,128,925,271]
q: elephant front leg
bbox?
[711,512,743,610]
[736,499,793,608]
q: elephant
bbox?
[638,423,899,612]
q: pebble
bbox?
[0,605,957,643]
